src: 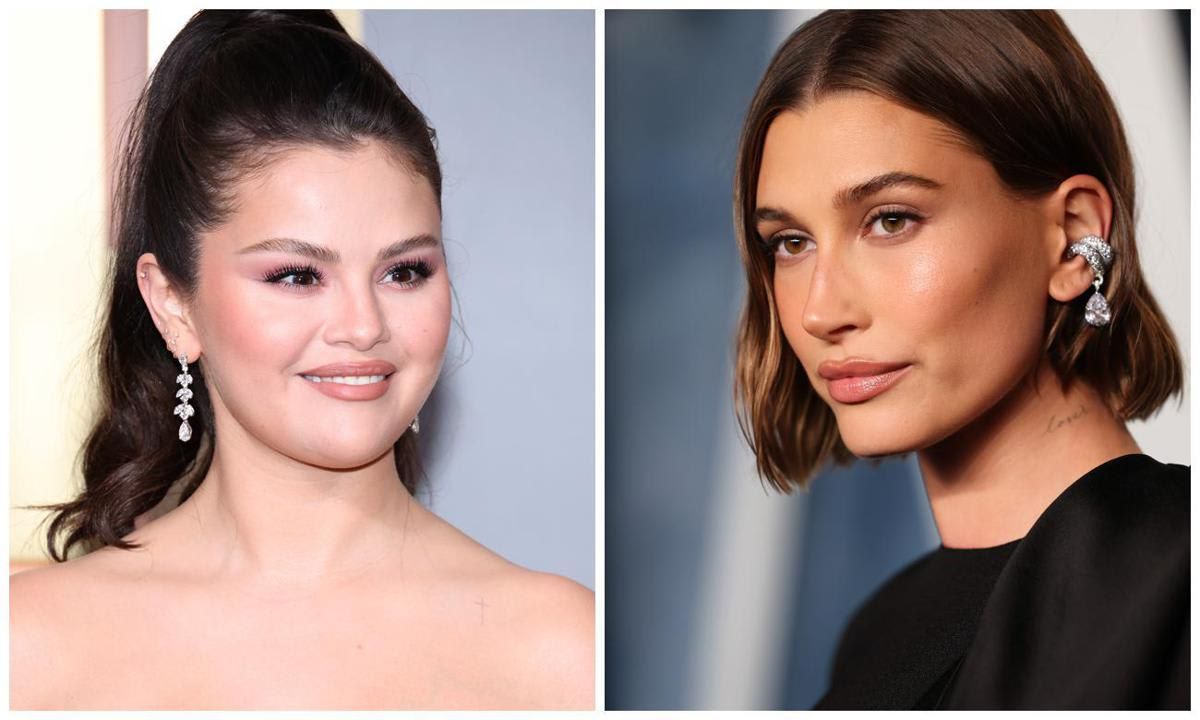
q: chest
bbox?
[50,585,531,709]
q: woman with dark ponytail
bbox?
[11,10,592,709]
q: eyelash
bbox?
[863,206,923,237]
[261,260,435,289]
[763,206,925,259]
[766,232,814,259]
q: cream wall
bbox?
[7,10,107,563]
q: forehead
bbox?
[218,141,440,249]
[756,92,987,208]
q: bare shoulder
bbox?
[10,559,94,709]
[484,564,595,709]
[489,563,594,640]
[416,510,594,708]
[11,544,151,709]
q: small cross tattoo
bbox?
[474,595,488,624]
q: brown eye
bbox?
[288,272,319,286]
[264,264,323,287]
[880,214,907,233]
[383,260,434,287]
[392,267,418,283]
[773,234,814,259]
[867,208,921,238]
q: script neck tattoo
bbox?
[1046,404,1090,434]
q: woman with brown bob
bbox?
[734,10,1187,709]
[10,10,592,710]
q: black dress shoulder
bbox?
[813,453,1190,710]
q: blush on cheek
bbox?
[407,289,452,359]
[904,250,942,296]
[200,273,317,373]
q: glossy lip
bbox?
[818,359,913,404]
[298,360,397,377]
[298,360,397,402]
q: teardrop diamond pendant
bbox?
[174,353,194,442]
[1084,291,1111,327]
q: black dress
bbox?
[813,453,1189,710]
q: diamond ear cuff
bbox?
[1065,234,1114,327]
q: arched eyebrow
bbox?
[236,234,441,264]
[832,171,942,209]
[754,207,798,225]
[755,171,943,226]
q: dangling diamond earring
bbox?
[167,333,194,442]
[409,413,420,434]
[1065,234,1114,327]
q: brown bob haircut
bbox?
[733,10,1184,493]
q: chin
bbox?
[833,416,927,458]
[298,444,397,471]
[293,427,403,470]
[842,439,912,459]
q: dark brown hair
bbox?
[734,10,1184,492]
[40,10,442,561]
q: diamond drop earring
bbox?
[167,332,195,442]
[1065,234,1114,327]
[409,414,420,434]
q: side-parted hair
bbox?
[41,10,442,561]
[733,10,1183,493]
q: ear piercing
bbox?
[1065,234,1114,327]
[167,332,194,442]
[409,414,420,434]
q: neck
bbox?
[175,413,417,589]
[917,360,1141,549]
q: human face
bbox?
[190,140,449,470]
[755,92,1052,456]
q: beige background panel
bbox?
[334,9,364,41]
[8,10,107,563]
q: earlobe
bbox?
[1048,261,1093,303]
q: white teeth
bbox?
[302,375,386,385]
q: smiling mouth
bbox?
[300,373,392,385]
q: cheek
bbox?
[909,227,1047,388]
[390,276,452,362]
[199,275,316,369]
[893,247,971,341]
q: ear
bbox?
[1043,174,1113,304]
[136,253,201,361]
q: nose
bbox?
[323,278,391,351]
[799,247,868,342]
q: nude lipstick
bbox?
[817,359,912,405]
[298,360,397,402]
